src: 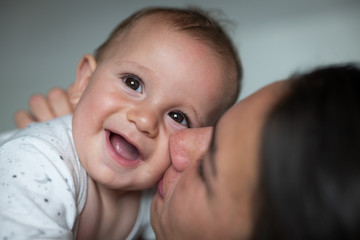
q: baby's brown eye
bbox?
[122,74,142,93]
[125,78,140,91]
[168,111,189,127]
[170,112,184,123]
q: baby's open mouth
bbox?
[109,132,140,161]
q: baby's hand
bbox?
[14,87,73,128]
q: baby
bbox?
[0,7,241,240]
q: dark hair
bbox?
[94,6,242,105]
[253,64,360,240]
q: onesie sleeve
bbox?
[0,134,81,239]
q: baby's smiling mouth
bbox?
[109,132,140,161]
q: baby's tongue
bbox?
[110,133,139,161]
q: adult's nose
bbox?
[127,107,159,138]
[169,127,213,172]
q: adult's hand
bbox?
[14,87,73,128]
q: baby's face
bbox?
[72,17,233,190]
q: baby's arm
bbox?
[14,87,73,128]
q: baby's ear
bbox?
[69,54,97,108]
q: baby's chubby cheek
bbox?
[146,152,172,184]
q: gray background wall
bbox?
[1,0,359,132]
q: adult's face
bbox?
[151,81,286,239]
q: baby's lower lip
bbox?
[105,130,141,167]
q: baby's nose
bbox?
[127,108,159,138]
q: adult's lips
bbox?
[108,131,140,161]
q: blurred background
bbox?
[1,0,359,132]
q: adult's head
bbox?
[151,64,360,239]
